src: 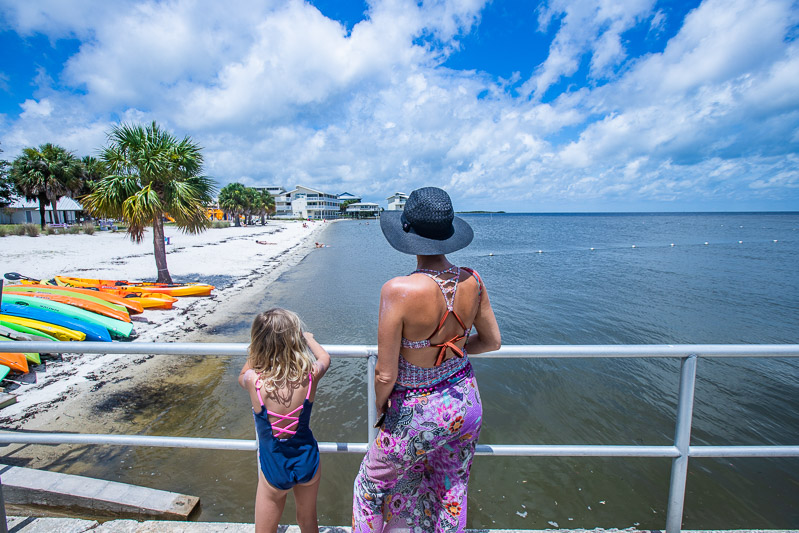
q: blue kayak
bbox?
[0,302,111,342]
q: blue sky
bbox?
[1,0,797,212]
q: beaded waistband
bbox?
[394,355,470,391]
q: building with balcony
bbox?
[345,202,380,218]
[386,192,408,211]
[275,185,341,219]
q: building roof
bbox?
[386,192,408,200]
[338,192,361,200]
[6,196,84,211]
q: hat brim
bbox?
[380,211,474,255]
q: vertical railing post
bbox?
[367,353,378,444]
[666,354,698,533]
[0,476,8,533]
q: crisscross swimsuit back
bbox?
[252,372,320,490]
[400,266,483,367]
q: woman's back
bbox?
[390,266,482,368]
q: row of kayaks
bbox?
[0,273,215,380]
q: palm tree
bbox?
[82,122,216,283]
[218,182,249,227]
[10,143,83,228]
[0,144,13,208]
[257,189,275,225]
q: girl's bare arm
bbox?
[304,331,331,379]
[238,361,255,389]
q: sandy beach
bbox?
[0,220,330,437]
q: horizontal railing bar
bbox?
[2,342,798,358]
[689,445,799,457]
[1,433,795,458]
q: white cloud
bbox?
[0,0,797,211]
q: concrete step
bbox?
[0,465,199,520]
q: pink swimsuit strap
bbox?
[256,372,313,438]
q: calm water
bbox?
[79,213,799,529]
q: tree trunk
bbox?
[234,213,241,227]
[51,197,60,224]
[260,214,266,225]
[152,216,172,284]
[37,196,47,229]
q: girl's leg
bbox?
[292,465,322,533]
[255,471,289,533]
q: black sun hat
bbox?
[380,187,474,255]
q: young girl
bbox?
[239,308,331,532]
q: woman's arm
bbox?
[465,285,501,354]
[375,280,404,414]
[304,331,331,379]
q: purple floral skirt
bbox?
[352,357,482,532]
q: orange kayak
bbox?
[54,276,214,297]
[100,290,177,310]
[4,290,132,323]
[10,281,144,315]
[0,352,29,373]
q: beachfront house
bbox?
[386,192,408,211]
[337,192,361,204]
[275,185,341,220]
[345,202,381,218]
[254,185,286,198]
[1,196,85,225]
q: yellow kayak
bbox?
[54,276,214,297]
[0,315,86,341]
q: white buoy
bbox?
[489,253,494,256]
[631,244,636,248]
[670,243,675,247]
[590,247,595,251]
[537,250,543,254]
[739,241,743,244]
[774,239,778,243]
[704,242,709,245]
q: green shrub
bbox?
[23,223,40,237]
[67,225,81,234]
[212,220,230,228]
[45,225,57,235]
[82,222,95,235]
[13,224,26,236]
[0,226,7,237]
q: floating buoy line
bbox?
[483,238,786,257]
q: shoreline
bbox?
[0,220,332,435]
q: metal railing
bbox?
[0,342,798,533]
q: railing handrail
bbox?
[2,341,799,358]
[0,342,797,533]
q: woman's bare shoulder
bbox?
[382,275,428,299]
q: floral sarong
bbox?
[352,359,482,532]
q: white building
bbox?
[1,196,85,225]
[386,192,409,211]
[275,185,341,219]
[345,202,380,218]
[254,185,286,197]
[337,192,361,203]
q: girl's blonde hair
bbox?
[248,308,315,392]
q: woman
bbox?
[353,187,501,532]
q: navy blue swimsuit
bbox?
[253,372,320,490]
